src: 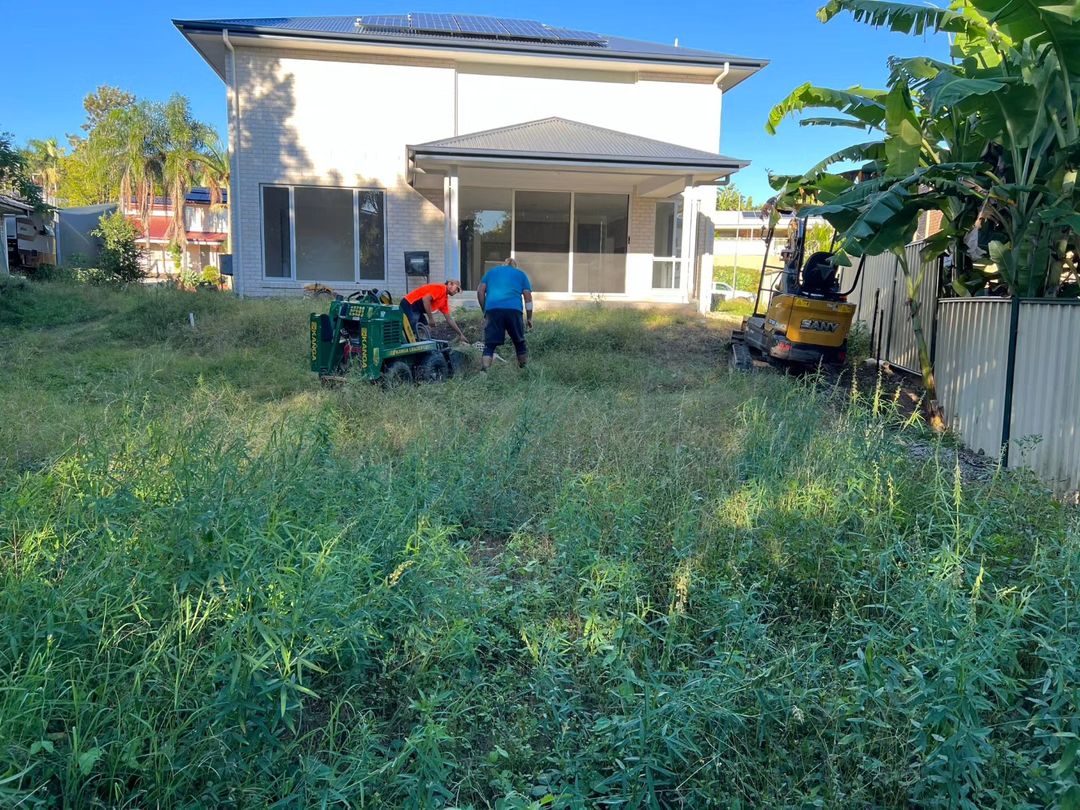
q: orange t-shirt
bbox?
[403,283,450,314]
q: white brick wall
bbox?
[231,46,454,297]
[227,44,730,302]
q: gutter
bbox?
[410,150,749,172]
[223,29,243,297]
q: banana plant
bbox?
[804,0,1080,297]
[802,163,987,417]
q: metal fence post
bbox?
[1000,295,1022,467]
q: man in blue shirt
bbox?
[477,257,534,372]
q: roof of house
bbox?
[410,117,748,171]
[129,218,228,244]
[0,193,35,215]
[174,13,767,76]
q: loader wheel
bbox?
[414,351,449,384]
[381,360,414,388]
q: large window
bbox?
[459,188,511,290]
[295,187,354,281]
[573,193,628,294]
[652,198,684,289]
[261,185,385,282]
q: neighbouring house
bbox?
[711,209,831,272]
[174,13,766,309]
[124,188,229,276]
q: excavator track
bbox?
[729,332,755,372]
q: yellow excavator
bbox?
[730,208,862,371]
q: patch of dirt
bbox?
[898,438,1000,482]
[466,531,510,572]
[828,360,931,424]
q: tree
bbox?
[21,139,64,205]
[58,134,118,206]
[91,209,146,283]
[769,0,1080,299]
[0,133,44,210]
[192,132,228,206]
[160,95,214,247]
[82,85,135,133]
[716,184,755,211]
[805,221,836,255]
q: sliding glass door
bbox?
[459,188,512,290]
[459,188,629,294]
[514,191,571,292]
[573,193,628,294]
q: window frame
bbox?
[652,197,685,290]
[260,183,387,284]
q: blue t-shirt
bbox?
[480,264,532,312]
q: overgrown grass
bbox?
[1,279,1077,807]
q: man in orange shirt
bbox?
[399,280,468,343]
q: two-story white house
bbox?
[175,13,765,309]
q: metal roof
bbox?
[0,193,35,215]
[410,117,748,170]
[174,14,767,71]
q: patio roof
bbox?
[408,117,747,196]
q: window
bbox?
[261,185,385,282]
[652,198,684,289]
[358,191,385,280]
[295,187,354,281]
[263,186,291,278]
[573,193,628,294]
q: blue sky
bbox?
[6,0,947,202]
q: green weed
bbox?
[0,281,1076,807]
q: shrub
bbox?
[90,210,146,284]
[28,263,74,283]
[200,264,221,287]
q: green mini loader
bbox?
[309,291,459,385]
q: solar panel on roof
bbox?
[355,13,606,46]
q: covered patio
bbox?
[408,118,747,309]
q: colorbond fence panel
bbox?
[845,243,938,373]
[1010,302,1080,494]
[935,298,1012,458]
[812,238,1077,495]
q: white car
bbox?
[712,281,755,302]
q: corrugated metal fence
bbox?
[847,244,1079,497]
[934,299,1080,495]
[935,299,1012,459]
[1009,301,1080,493]
[845,242,939,374]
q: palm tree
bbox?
[190,132,230,250]
[161,95,213,252]
[100,102,163,260]
[23,139,64,205]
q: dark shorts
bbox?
[399,299,428,337]
[484,308,527,356]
